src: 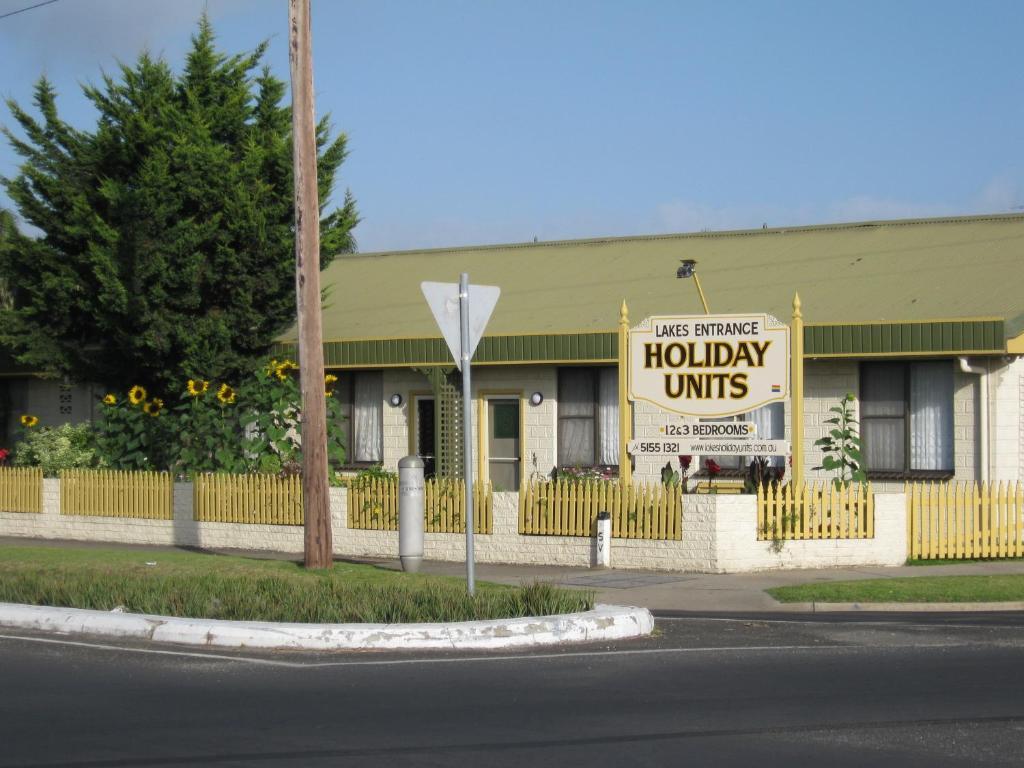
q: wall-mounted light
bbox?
[389,393,403,407]
[529,391,544,406]
[676,258,710,315]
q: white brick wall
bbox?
[713,492,906,572]
[0,480,908,574]
[991,356,1023,483]
[802,359,859,482]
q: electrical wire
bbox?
[0,0,62,21]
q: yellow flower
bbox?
[128,385,147,405]
[20,414,39,428]
[216,384,236,404]
[324,374,338,385]
[325,390,333,398]
[274,360,297,382]
[143,399,163,417]
[265,359,279,377]
[186,379,209,397]
[103,394,117,406]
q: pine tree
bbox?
[0,17,358,396]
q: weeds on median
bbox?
[0,551,593,623]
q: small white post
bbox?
[596,511,611,568]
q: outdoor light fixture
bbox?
[529,392,544,406]
[676,259,710,315]
[676,259,696,279]
[389,393,403,407]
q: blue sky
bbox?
[0,0,1021,252]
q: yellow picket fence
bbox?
[518,480,683,540]
[757,482,874,540]
[347,477,493,534]
[907,481,1024,559]
[60,469,173,519]
[0,467,43,514]
[193,473,304,525]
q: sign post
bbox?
[422,276,500,597]
[790,294,804,487]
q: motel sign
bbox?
[628,314,790,419]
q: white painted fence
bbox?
[0,480,907,573]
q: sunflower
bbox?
[102,394,117,406]
[216,384,236,404]
[143,398,163,417]
[265,359,279,377]
[128,385,147,405]
[324,374,338,385]
[20,414,39,428]
[187,379,210,397]
[274,360,297,381]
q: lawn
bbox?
[768,574,1024,604]
[0,545,593,623]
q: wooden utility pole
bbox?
[289,0,332,569]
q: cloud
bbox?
[0,0,254,75]
[355,173,1024,252]
[652,178,1022,238]
[976,177,1020,211]
[825,196,956,223]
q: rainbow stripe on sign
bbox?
[771,384,781,393]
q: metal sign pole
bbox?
[459,272,476,596]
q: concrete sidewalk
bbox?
[4,536,1024,613]
[364,557,1024,612]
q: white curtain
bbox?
[558,369,595,466]
[597,367,619,465]
[747,402,784,468]
[910,362,954,471]
[353,372,383,462]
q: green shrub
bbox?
[13,422,105,477]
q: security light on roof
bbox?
[677,259,697,279]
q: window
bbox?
[701,402,785,472]
[557,367,619,467]
[860,361,954,475]
[333,371,383,464]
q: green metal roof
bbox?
[281,214,1024,358]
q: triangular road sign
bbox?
[421,281,500,370]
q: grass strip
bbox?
[0,545,593,623]
[768,574,1024,604]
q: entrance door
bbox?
[414,396,436,478]
[487,398,521,491]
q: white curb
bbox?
[0,602,654,651]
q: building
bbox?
[5,213,1024,491]
[262,212,1023,491]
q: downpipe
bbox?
[957,357,989,484]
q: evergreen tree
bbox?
[0,17,357,396]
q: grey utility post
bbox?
[398,456,425,573]
[458,273,476,595]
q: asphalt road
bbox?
[2,613,1024,767]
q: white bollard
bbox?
[596,510,611,568]
[398,456,425,572]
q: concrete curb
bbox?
[785,601,1024,613]
[0,602,654,651]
